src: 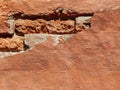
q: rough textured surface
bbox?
[0,0,120,34]
[0,8,119,90]
[0,36,24,51]
[0,0,120,90]
[15,19,75,34]
[15,16,92,34]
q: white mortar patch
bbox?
[25,34,74,47]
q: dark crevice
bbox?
[0,8,94,56]
[8,8,94,21]
[23,41,30,51]
[8,8,94,35]
[0,8,94,53]
[83,22,91,28]
[0,33,13,38]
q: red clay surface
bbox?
[0,0,120,34]
[0,8,120,90]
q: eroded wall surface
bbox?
[0,0,120,90]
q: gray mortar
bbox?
[76,16,92,29]
[25,34,74,47]
[7,16,15,34]
[0,51,24,58]
[0,16,92,58]
[0,34,74,58]
[24,16,92,48]
[76,16,92,23]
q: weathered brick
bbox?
[0,36,24,51]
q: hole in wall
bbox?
[0,7,94,58]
